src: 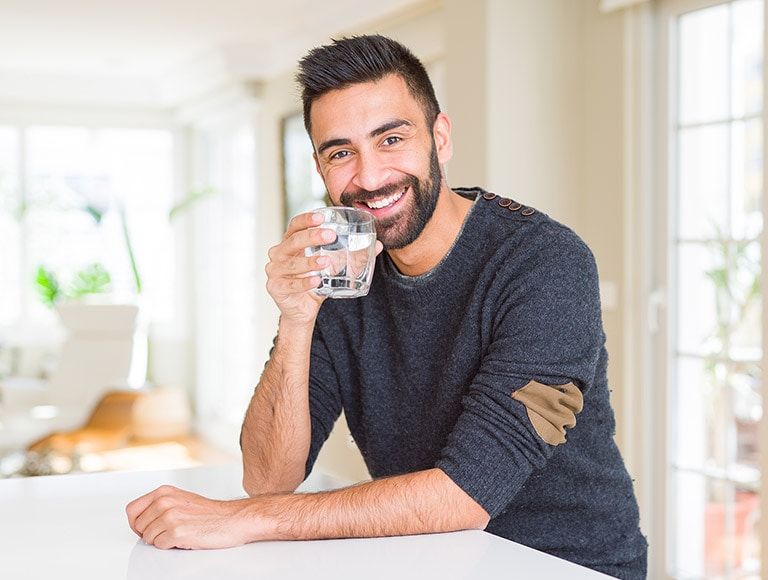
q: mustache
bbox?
[340,175,417,206]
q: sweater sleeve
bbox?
[435,228,605,518]
[304,321,343,479]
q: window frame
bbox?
[652,0,767,577]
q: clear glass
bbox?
[678,124,729,240]
[305,207,376,298]
[733,486,761,578]
[676,242,724,355]
[729,241,762,360]
[674,356,727,471]
[673,472,727,578]
[679,4,730,125]
[729,363,762,474]
[673,3,764,579]
[732,0,764,118]
[731,119,763,240]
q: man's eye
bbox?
[330,150,350,160]
[383,136,401,146]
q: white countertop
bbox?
[0,464,612,579]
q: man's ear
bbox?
[433,112,453,165]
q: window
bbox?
[0,125,176,331]
[662,1,764,577]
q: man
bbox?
[127,35,648,579]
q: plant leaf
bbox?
[169,186,217,221]
[35,265,60,308]
[68,263,112,298]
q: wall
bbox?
[579,2,627,449]
[443,0,630,451]
[486,0,585,229]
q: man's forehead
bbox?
[309,74,423,142]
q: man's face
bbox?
[309,74,448,250]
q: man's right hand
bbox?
[265,211,334,325]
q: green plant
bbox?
[35,266,61,307]
[35,263,112,308]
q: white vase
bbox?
[52,302,148,409]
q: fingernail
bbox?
[317,256,329,266]
[312,212,324,224]
[322,229,335,241]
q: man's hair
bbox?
[296,35,440,137]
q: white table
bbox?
[0,464,612,579]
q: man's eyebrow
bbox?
[369,119,413,138]
[317,137,351,155]
[316,119,413,156]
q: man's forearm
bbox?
[241,319,315,495]
[248,468,490,541]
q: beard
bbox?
[339,143,442,250]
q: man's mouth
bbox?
[356,187,407,212]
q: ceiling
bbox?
[0,0,426,106]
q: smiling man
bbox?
[126,35,648,579]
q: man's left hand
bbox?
[126,485,259,550]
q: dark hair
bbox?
[296,35,440,137]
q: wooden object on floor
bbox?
[27,390,143,455]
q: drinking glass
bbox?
[304,207,376,298]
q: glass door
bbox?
[659,0,764,577]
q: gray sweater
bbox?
[304,187,647,579]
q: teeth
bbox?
[365,189,405,209]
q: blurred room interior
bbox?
[0,0,765,578]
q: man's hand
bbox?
[126,469,488,550]
[265,211,333,325]
[125,485,263,550]
[265,210,383,325]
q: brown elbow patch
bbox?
[511,380,584,445]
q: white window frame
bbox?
[623,0,767,578]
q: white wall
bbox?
[443,0,630,454]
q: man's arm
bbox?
[240,319,315,496]
[240,211,345,496]
[126,468,490,550]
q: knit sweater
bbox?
[305,187,648,579]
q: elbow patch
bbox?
[511,380,584,445]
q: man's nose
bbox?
[351,150,392,193]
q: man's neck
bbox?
[387,186,474,277]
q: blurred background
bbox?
[0,0,765,578]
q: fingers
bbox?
[284,211,324,239]
[126,485,179,537]
[134,496,174,539]
[266,223,338,305]
[142,516,176,548]
[375,240,384,255]
[276,226,336,259]
[266,254,329,278]
[265,274,323,298]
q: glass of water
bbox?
[304,207,376,298]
